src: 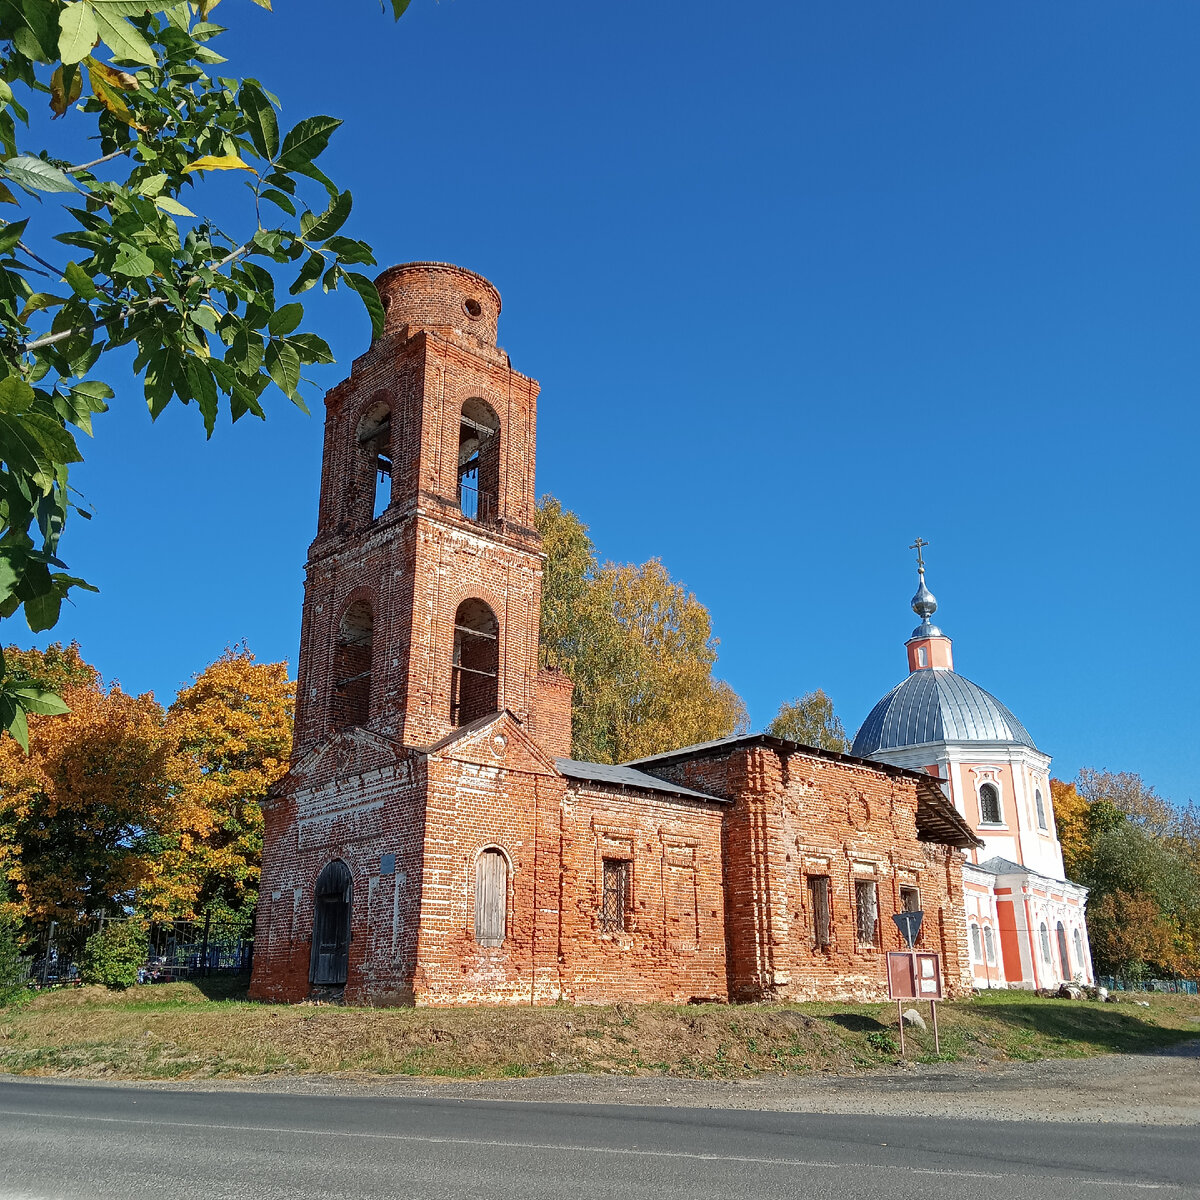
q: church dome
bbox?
[851,669,1036,756]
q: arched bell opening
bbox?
[451,598,499,726]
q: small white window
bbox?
[917,646,928,667]
[970,922,982,962]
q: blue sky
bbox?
[18,0,1200,802]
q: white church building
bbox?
[852,550,1094,990]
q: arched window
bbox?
[310,860,352,986]
[983,925,996,965]
[979,783,1002,825]
[917,646,928,667]
[356,399,393,521]
[451,598,499,726]
[333,599,373,729]
[1056,921,1071,978]
[1039,921,1052,963]
[457,398,500,522]
[1035,788,1048,830]
[970,922,982,962]
[1073,927,1083,966]
[474,849,508,947]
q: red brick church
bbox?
[249,262,980,1006]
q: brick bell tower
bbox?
[291,262,545,756]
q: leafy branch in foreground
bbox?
[0,0,409,744]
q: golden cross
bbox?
[909,537,929,573]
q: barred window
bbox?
[601,858,630,933]
[808,875,831,949]
[854,879,879,947]
[899,885,921,944]
[979,783,1002,825]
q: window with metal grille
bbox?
[970,922,982,962]
[979,783,1002,825]
[451,598,499,726]
[1035,788,1048,830]
[899,885,921,944]
[808,875,831,948]
[601,858,630,933]
[474,849,507,947]
[983,925,996,965]
[854,879,878,946]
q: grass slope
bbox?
[1,981,1197,1081]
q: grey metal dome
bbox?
[852,669,1036,755]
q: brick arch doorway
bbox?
[310,860,352,987]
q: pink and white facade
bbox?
[852,565,1093,990]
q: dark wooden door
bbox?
[310,860,352,985]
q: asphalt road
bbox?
[0,1078,1195,1199]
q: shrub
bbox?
[81,921,148,990]
[0,911,29,1005]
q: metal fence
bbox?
[24,913,255,988]
[1097,975,1199,995]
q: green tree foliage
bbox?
[767,689,850,752]
[1055,768,1200,978]
[0,903,27,1003]
[535,496,748,764]
[80,918,147,988]
[0,0,410,744]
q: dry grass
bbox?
[0,979,1197,1081]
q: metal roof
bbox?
[555,758,727,804]
[851,670,1037,756]
[625,734,981,849]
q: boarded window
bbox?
[808,875,831,948]
[333,599,373,729]
[979,783,1002,824]
[474,850,507,947]
[1035,788,1048,830]
[601,858,630,933]
[451,598,499,726]
[854,879,878,946]
[1056,921,1071,977]
[983,925,996,965]
[970,922,982,962]
[310,860,352,986]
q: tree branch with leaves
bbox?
[0,0,409,746]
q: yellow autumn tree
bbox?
[536,498,748,763]
[154,648,294,920]
[0,649,189,922]
[1051,777,1089,879]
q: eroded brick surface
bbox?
[250,263,973,1008]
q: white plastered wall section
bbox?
[961,866,1006,988]
[866,741,1063,878]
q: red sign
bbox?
[886,950,943,1000]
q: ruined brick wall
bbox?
[643,746,972,1001]
[530,668,574,760]
[249,737,429,1005]
[405,716,727,1006]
